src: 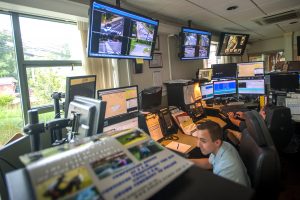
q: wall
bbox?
[247,37,284,54]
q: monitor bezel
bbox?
[237,61,265,78]
[216,32,249,56]
[213,79,237,96]
[200,83,214,100]
[237,78,266,95]
[97,85,139,120]
[88,0,159,60]
[180,27,212,60]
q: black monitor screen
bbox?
[180,27,212,60]
[237,62,264,77]
[270,73,299,92]
[212,63,237,79]
[65,75,96,116]
[216,32,249,56]
[140,86,162,110]
[88,1,159,59]
[97,85,138,119]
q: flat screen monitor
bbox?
[237,79,265,95]
[140,86,162,110]
[237,62,264,77]
[213,80,237,96]
[88,1,159,59]
[212,63,237,79]
[200,83,214,100]
[67,101,96,138]
[97,85,138,119]
[73,96,106,134]
[216,32,249,56]
[270,73,299,92]
[180,27,212,60]
[65,75,96,117]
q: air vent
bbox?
[254,10,300,25]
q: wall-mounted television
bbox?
[216,32,249,56]
[180,27,212,60]
[88,0,159,59]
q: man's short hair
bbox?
[197,120,223,141]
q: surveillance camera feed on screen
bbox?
[88,1,159,59]
[181,27,211,60]
[97,86,138,119]
[238,79,265,95]
[237,62,264,77]
[213,80,236,96]
[217,32,249,56]
[200,84,214,100]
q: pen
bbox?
[177,143,179,149]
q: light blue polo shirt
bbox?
[209,141,251,187]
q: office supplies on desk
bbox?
[166,141,191,154]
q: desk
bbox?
[6,166,254,200]
[159,116,226,155]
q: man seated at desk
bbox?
[190,121,250,187]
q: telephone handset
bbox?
[159,108,178,134]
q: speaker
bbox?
[297,36,300,56]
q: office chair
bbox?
[239,110,281,200]
[265,106,293,151]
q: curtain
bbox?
[77,21,115,90]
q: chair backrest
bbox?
[265,105,293,150]
[239,110,281,199]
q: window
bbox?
[0,13,23,145]
[204,42,221,68]
[27,66,84,107]
[19,17,82,61]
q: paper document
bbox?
[166,141,191,153]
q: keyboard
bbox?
[226,102,245,106]
[220,105,249,114]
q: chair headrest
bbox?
[243,110,274,147]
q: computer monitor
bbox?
[237,79,265,95]
[213,80,237,96]
[216,32,249,56]
[270,73,299,92]
[237,62,264,77]
[212,63,237,79]
[88,0,159,59]
[65,75,96,117]
[73,96,106,134]
[97,85,139,119]
[67,101,96,138]
[200,83,214,100]
[140,86,162,110]
[198,68,212,80]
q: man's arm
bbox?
[189,158,212,170]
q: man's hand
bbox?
[227,112,241,127]
[235,111,245,119]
